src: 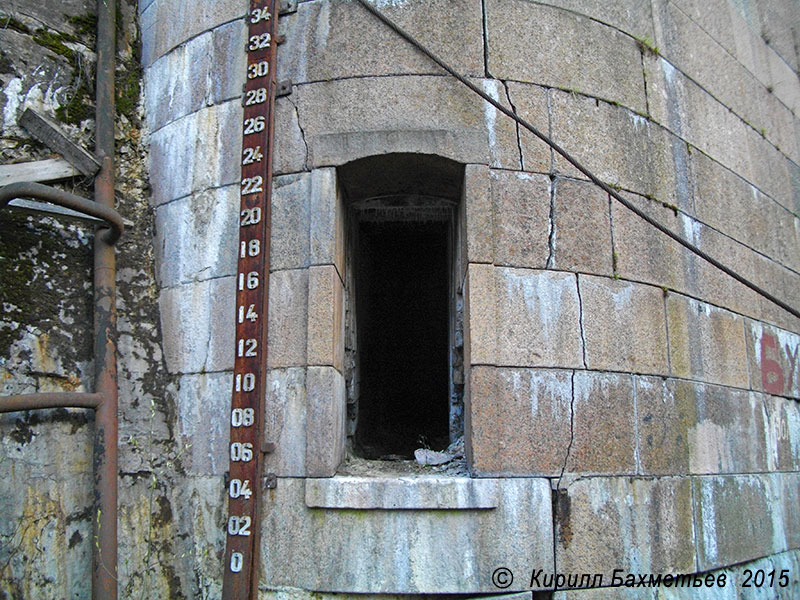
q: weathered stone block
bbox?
[149,100,243,206]
[267,269,309,368]
[304,366,346,477]
[486,0,647,114]
[294,76,520,169]
[463,164,493,264]
[263,367,307,477]
[743,319,800,400]
[551,178,614,276]
[175,372,231,475]
[141,0,245,67]
[765,395,800,472]
[305,476,499,510]
[556,477,696,580]
[277,0,484,85]
[666,294,749,388]
[159,276,235,374]
[273,97,309,176]
[468,268,584,368]
[306,265,344,372]
[579,275,669,375]
[567,371,636,474]
[309,168,345,276]
[468,366,572,476]
[636,375,691,475]
[154,184,239,287]
[490,170,551,269]
[536,0,655,41]
[693,474,788,571]
[260,477,553,593]
[692,151,800,274]
[270,172,311,271]
[504,82,550,172]
[610,196,765,322]
[549,90,684,210]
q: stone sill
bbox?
[304,476,499,510]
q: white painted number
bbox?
[245,88,267,106]
[227,515,252,536]
[248,33,271,51]
[243,116,265,135]
[240,239,261,258]
[247,61,269,79]
[230,552,244,573]
[250,7,271,23]
[235,372,256,392]
[241,176,263,195]
[229,478,253,499]
[231,407,255,427]
[237,338,258,358]
[230,442,254,462]
[238,304,258,323]
[240,207,261,226]
[238,271,259,290]
[242,146,264,165]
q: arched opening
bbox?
[337,154,465,460]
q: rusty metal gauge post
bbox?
[222,1,278,598]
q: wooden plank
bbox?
[4,199,104,223]
[0,158,81,186]
[19,109,101,176]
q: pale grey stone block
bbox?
[263,367,307,477]
[293,76,520,170]
[305,476,499,510]
[259,477,553,593]
[304,366,346,477]
[175,372,231,475]
[486,0,647,115]
[270,172,311,271]
[267,269,309,368]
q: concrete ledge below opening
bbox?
[305,476,499,510]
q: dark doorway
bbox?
[354,219,450,459]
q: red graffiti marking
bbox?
[760,332,800,395]
[760,333,785,395]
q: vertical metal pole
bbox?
[94,0,118,597]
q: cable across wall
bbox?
[354,0,800,321]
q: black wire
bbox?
[354,0,800,321]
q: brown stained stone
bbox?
[267,269,309,369]
[468,366,572,476]
[490,170,551,269]
[304,366,346,477]
[306,265,343,372]
[666,294,749,389]
[464,164,493,264]
[465,263,497,366]
[566,371,636,475]
[551,178,614,276]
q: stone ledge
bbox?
[305,476,499,510]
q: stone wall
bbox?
[1,0,799,596]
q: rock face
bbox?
[2,0,800,597]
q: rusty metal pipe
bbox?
[0,392,104,413]
[0,181,124,244]
[93,0,118,596]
